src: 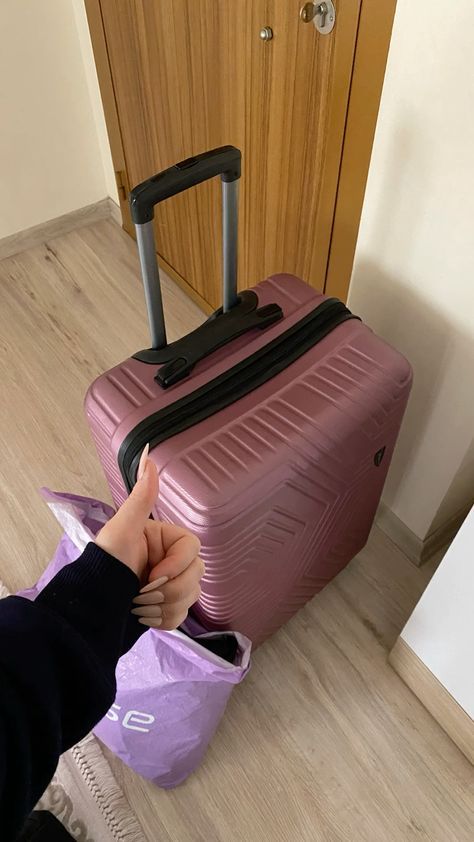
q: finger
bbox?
[132,558,203,606]
[111,456,158,534]
[131,604,163,619]
[133,557,203,605]
[133,587,166,606]
[160,522,201,556]
[161,590,201,629]
[138,616,163,629]
[133,581,201,618]
[139,600,196,631]
[160,606,191,631]
[157,557,204,605]
[144,522,201,583]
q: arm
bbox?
[0,451,202,840]
[0,543,140,840]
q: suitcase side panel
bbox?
[149,325,412,645]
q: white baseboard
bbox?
[376,504,424,565]
[389,638,474,765]
[0,197,122,261]
[107,197,122,226]
[377,502,471,566]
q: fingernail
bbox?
[137,443,150,481]
[131,605,162,617]
[139,617,162,627]
[139,576,168,593]
[133,591,165,605]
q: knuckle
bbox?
[160,604,173,624]
[170,585,185,604]
[187,532,201,555]
[177,607,189,626]
[162,606,188,631]
[185,586,201,609]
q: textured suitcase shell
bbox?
[85,275,412,646]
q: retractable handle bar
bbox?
[129,146,241,349]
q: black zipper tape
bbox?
[118,298,358,492]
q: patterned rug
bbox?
[1,582,146,842]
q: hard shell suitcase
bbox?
[85,147,412,646]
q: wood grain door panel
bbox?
[100,1,361,308]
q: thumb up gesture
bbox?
[95,445,204,630]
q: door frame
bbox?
[325,0,397,299]
[85,0,397,306]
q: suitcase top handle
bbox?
[129,147,241,350]
[129,146,241,224]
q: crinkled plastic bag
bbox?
[20,489,251,788]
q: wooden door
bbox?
[97,1,361,310]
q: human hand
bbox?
[95,445,204,630]
[94,445,159,580]
[131,518,204,630]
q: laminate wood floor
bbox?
[0,220,472,841]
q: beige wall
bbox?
[71,0,117,201]
[0,0,116,240]
[349,0,474,542]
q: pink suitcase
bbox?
[85,147,412,646]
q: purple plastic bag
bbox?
[20,490,251,788]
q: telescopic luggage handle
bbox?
[129,146,283,388]
[130,146,241,350]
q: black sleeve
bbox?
[0,542,143,841]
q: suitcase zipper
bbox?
[118,298,357,491]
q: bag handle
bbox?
[129,146,241,349]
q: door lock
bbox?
[300,1,336,34]
[259,26,273,42]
